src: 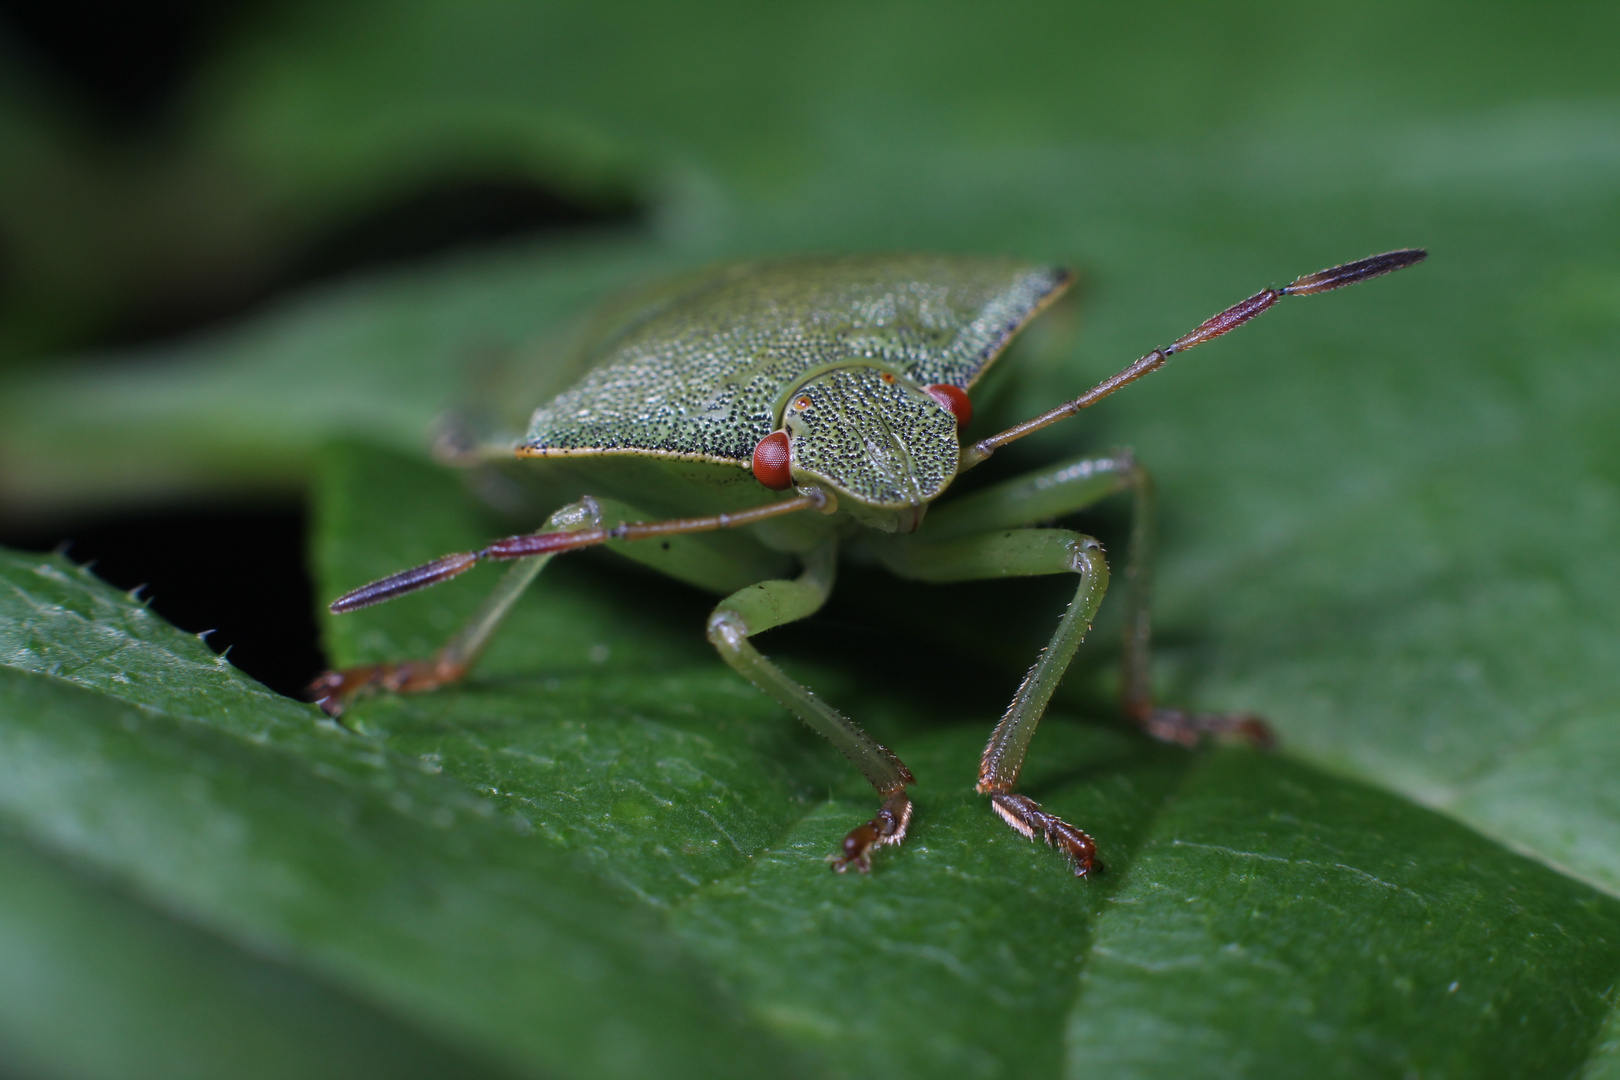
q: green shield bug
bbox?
[311,249,1426,876]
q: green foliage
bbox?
[0,543,796,1080]
[2,2,1619,1076]
[7,443,1620,1077]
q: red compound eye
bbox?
[925,384,972,429]
[752,430,793,489]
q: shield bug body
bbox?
[311,249,1426,875]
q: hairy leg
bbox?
[706,539,915,872]
[921,451,1271,746]
[309,497,601,716]
[872,527,1108,875]
[311,494,792,716]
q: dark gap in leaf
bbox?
[0,3,646,359]
[0,501,323,698]
[775,568,1056,737]
[771,496,1142,738]
[285,178,643,287]
[98,173,648,352]
[565,545,1024,741]
[0,0,259,133]
[0,225,11,317]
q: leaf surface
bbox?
[0,545,797,1080]
[1,3,1619,1075]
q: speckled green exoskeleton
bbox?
[312,249,1425,875]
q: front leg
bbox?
[705,540,915,872]
[312,493,793,716]
[310,497,603,715]
[923,451,1272,748]
[873,527,1109,875]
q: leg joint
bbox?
[1069,534,1105,571]
[1068,535,1109,583]
[548,495,603,531]
[1106,446,1151,490]
[705,609,748,650]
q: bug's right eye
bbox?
[752,430,793,489]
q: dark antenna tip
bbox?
[329,551,480,613]
[1283,248,1427,297]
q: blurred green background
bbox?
[1,3,1619,1078]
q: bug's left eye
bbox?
[792,395,812,411]
[752,430,793,489]
[924,384,972,429]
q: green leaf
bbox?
[0,828,504,1080]
[8,128,1620,1073]
[4,3,1620,1074]
[16,111,1616,895]
[0,546,799,1080]
[1066,751,1620,1079]
[180,3,1620,211]
[308,442,1620,1076]
[11,440,1620,1075]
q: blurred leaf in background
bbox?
[2,2,1619,1078]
